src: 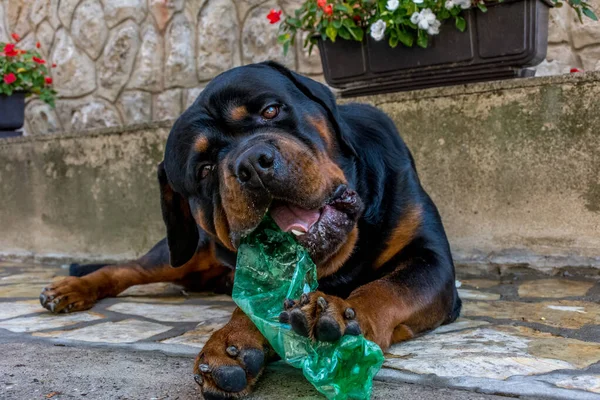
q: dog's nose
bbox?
[235,144,276,189]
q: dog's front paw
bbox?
[39,277,97,314]
[279,291,361,342]
[194,321,271,399]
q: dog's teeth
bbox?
[291,229,306,236]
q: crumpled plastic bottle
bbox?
[232,216,384,400]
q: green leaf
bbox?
[335,3,353,13]
[339,27,351,39]
[455,16,466,32]
[287,17,301,28]
[283,41,290,55]
[389,35,399,48]
[351,27,364,41]
[342,18,357,28]
[326,24,338,42]
[477,3,488,12]
[417,30,428,48]
[397,30,414,47]
[333,20,343,29]
[583,7,598,20]
[575,7,583,23]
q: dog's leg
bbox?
[39,239,230,313]
[283,250,461,350]
[194,307,275,399]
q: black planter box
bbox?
[318,0,552,97]
[0,92,25,137]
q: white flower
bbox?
[386,0,400,11]
[420,9,437,24]
[411,8,441,34]
[456,0,472,9]
[410,12,420,25]
[427,19,441,35]
[370,19,386,41]
[413,0,424,4]
[445,0,455,9]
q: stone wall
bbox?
[538,0,600,75]
[1,73,599,273]
[0,1,599,135]
[0,0,319,135]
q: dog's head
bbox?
[159,62,363,275]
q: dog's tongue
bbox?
[270,203,321,233]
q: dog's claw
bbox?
[199,363,211,373]
[300,293,310,305]
[226,346,239,357]
[284,298,295,310]
[344,307,356,320]
[317,296,327,310]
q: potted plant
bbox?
[270,0,597,96]
[0,33,56,136]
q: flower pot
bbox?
[0,92,26,134]
[318,0,553,97]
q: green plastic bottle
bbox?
[232,216,384,400]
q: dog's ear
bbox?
[262,61,357,158]
[157,161,199,268]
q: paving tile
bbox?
[462,300,600,330]
[498,325,600,368]
[553,375,600,394]
[385,326,576,380]
[0,311,104,333]
[106,302,234,322]
[459,279,500,289]
[161,320,229,348]
[0,300,45,320]
[0,261,40,268]
[0,283,44,298]
[119,296,186,304]
[33,319,172,343]
[518,279,595,298]
[118,283,186,297]
[196,294,236,303]
[431,318,490,334]
[0,271,62,284]
[457,289,501,301]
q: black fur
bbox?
[158,61,460,320]
[72,61,460,325]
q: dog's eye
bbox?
[261,105,279,120]
[198,164,214,180]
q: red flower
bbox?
[317,0,327,7]
[36,42,41,48]
[45,76,53,84]
[570,68,583,73]
[32,56,46,64]
[11,33,20,42]
[354,15,361,22]
[3,73,16,85]
[324,4,333,15]
[3,43,18,57]
[52,63,57,68]
[267,9,282,24]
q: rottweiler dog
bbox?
[40,62,461,399]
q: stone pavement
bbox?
[1,260,599,400]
